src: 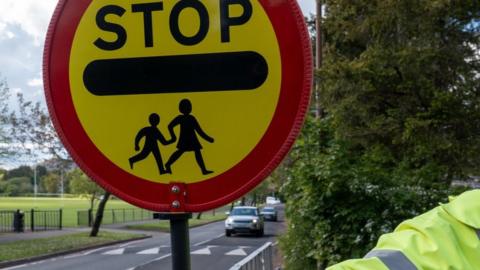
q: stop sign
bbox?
[44,0,312,212]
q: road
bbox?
[3,205,285,270]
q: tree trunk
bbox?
[240,197,246,206]
[196,212,202,219]
[90,191,111,237]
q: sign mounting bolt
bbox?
[171,185,180,194]
[172,200,181,209]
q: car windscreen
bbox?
[231,208,257,216]
[262,208,275,212]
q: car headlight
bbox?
[226,218,233,224]
[253,219,258,224]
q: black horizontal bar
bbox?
[83,51,268,96]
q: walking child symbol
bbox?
[128,99,214,176]
[165,99,214,175]
[129,113,173,174]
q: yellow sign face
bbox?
[70,0,281,184]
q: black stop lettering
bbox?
[132,2,164,48]
[94,5,127,51]
[169,0,209,46]
[220,0,252,43]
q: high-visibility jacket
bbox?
[327,189,480,270]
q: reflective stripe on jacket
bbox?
[327,189,480,270]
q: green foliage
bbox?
[282,1,478,268]
[0,177,32,196]
[35,166,48,179]
[41,173,61,194]
[68,168,104,210]
[68,169,99,195]
[321,0,480,178]
[5,165,33,180]
[281,117,464,268]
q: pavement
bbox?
[0,220,159,244]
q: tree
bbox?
[90,191,111,237]
[320,0,480,178]
[41,172,61,194]
[281,1,479,269]
[11,93,69,162]
[0,76,16,165]
[6,165,33,180]
[11,95,110,236]
[34,165,48,180]
[1,177,32,196]
[69,168,104,211]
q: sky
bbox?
[0,0,316,107]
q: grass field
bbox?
[0,197,142,227]
[0,197,231,228]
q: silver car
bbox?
[225,206,264,237]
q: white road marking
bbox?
[63,253,85,259]
[137,247,160,254]
[191,247,211,255]
[1,258,52,270]
[193,233,224,246]
[126,253,171,270]
[1,264,29,270]
[225,248,247,256]
[83,246,111,255]
[120,239,146,248]
[103,248,125,255]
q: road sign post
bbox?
[153,212,192,270]
[170,213,192,270]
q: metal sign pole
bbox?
[170,213,192,270]
[154,213,192,270]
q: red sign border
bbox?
[44,0,312,212]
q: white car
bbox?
[266,196,281,205]
[225,206,264,237]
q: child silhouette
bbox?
[129,113,172,175]
[165,99,214,175]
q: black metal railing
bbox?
[0,209,62,233]
[26,209,63,231]
[0,210,16,233]
[77,208,153,226]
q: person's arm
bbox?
[157,130,170,145]
[134,129,146,151]
[193,118,214,143]
[327,258,389,270]
[328,190,480,270]
[167,117,180,142]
